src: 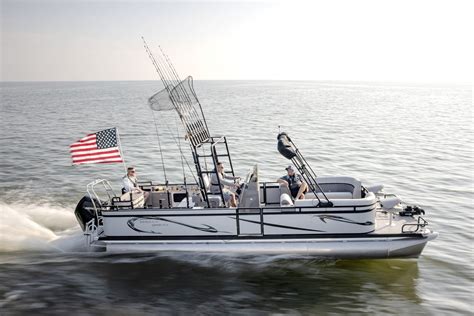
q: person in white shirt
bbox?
[122,167,149,200]
[210,162,240,207]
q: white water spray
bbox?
[0,201,85,252]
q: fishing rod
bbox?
[142,37,172,94]
[143,38,177,188]
[144,37,200,205]
[167,62,211,140]
[175,117,190,208]
[156,50,214,207]
[144,39,203,146]
[143,39,203,178]
[158,45,209,145]
[156,55,204,146]
[159,46,192,104]
[144,38,192,130]
[158,114,198,184]
[143,37,210,148]
[150,46,192,119]
[143,38,217,207]
[151,111,168,185]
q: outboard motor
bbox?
[75,195,100,231]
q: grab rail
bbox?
[84,218,97,246]
[86,179,116,218]
[402,216,428,233]
[235,207,265,236]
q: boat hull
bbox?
[98,232,438,259]
[100,204,377,237]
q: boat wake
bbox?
[0,201,85,253]
[143,252,336,273]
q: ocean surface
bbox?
[0,80,472,315]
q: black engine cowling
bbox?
[75,195,100,231]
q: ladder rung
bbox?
[196,153,230,158]
[198,170,234,174]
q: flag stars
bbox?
[97,128,118,149]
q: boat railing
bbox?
[84,217,102,247]
[211,135,226,148]
[402,216,428,233]
[234,202,378,236]
[84,218,96,245]
[86,179,117,214]
[235,207,264,236]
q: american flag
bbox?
[70,128,124,165]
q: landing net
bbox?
[148,76,210,147]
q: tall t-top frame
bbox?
[143,38,234,207]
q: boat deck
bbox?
[373,210,427,235]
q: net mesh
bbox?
[148,85,175,111]
[148,76,210,147]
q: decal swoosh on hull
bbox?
[127,216,230,234]
[316,215,373,226]
[127,217,162,234]
[230,217,324,232]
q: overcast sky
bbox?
[1,0,472,82]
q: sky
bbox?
[0,0,472,82]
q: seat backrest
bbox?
[305,192,353,200]
[240,181,260,208]
[239,164,260,208]
[317,176,362,199]
[202,174,211,192]
[115,192,145,208]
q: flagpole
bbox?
[115,127,128,175]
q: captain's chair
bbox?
[239,165,260,208]
[202,174,211,191]
[202,174,224,207]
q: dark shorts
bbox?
[290,186,307,198]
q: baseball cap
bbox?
[285,165,295,171]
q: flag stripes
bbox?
[69,128,123,165]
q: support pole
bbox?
[115,127,128,175]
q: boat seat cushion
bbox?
[305,192,353,200]
[208,195,223,207]
[316,176,362,199]
[295,192,375,207]
[113,192,145,208]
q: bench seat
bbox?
[113,192,145,208]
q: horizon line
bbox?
[0,79,471,85]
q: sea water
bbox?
[0,81,472,314]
